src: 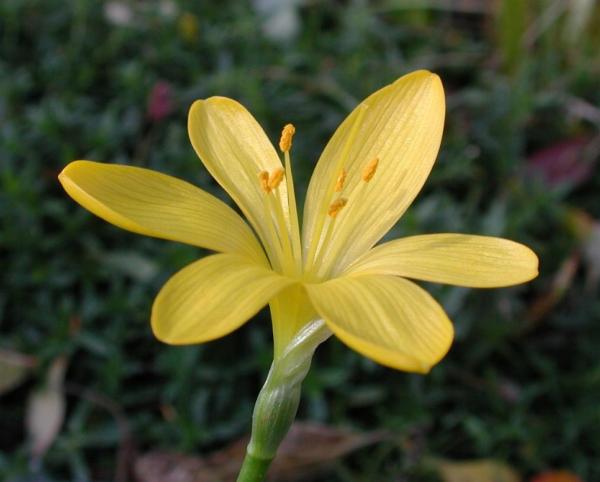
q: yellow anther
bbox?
[327,198,348,218]
[362,157,379,182]
[268,168,285,190]
[279,123,296,152]
[334,169,347,192]
[258,170,271,193]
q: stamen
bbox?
[279,123,296,152]
[362,157,379,182]
[334,169,347,192]
[258,170,271,193]
[268,168,285,190]
[260,166,296,274]
[327,198,348,218]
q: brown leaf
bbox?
[530,470,584,482]
[267,422,387,481]
[525,252,579,329]
[134,422,387,482]
[134,451,216,482]
[565,209,600,291]
[432,458,521,482]
[26,357,67,460]
[575,215,600,292]
[0,349,37,396]
[525,207,600,331]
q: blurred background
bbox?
[1,1,599,481]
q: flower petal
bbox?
[345,234,539,287]
[188,97,290,262]
[152,253,295,344]
[302,70,445,278]
[59,161,264,262]
[305,275,453,373]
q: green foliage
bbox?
[1,0,599,481]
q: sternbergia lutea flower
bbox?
[59,70,538,481]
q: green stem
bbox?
[236,452,273,482]
[235,319,331,482]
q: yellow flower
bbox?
[58,70,538,373]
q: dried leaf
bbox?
[432,458,521,482]
[134,422,387,482]
[578,217,600,292]
[564,0,596,44]
[267,422,387,481]
[525,252,579,328]
[104,1,134,26]
[26,357,67,460]
[0,349,37,396]
[252,0,302,42]
[525,207,600,330]
[566,209,600,291]
[135,451,214,482]
[100,250,160,282]
[530,470,584,482]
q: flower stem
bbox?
[235,319,331,482]
[236,452,273,482]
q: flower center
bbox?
[257,121,380,281]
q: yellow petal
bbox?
[152,253,295,344]
[188,97,290,263]
[303,70,445,277]
[59,161,265,262]
[345,234,539,287]
[305,275,453,373]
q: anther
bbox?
[279,123,296,152]
[334,169,347,192]
[362,157,379,182]
[268,168,285,190]
[327,198,348,218]
[258,171,271,193]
